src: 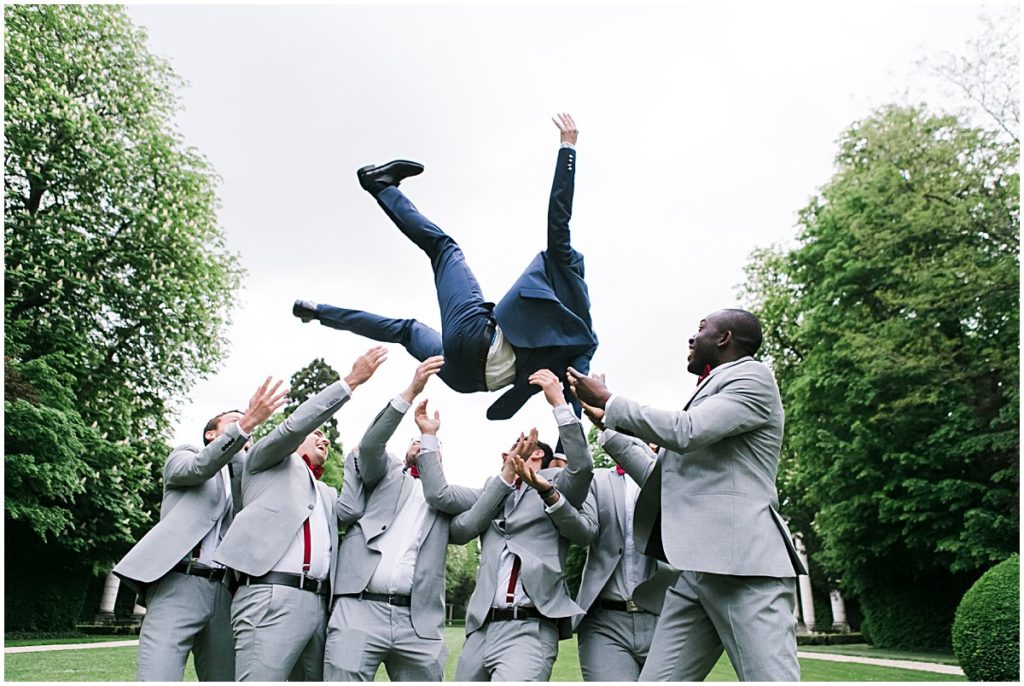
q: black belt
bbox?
[238,572,330,596]
[171,562,227,582]
[340,591,413,607]
[594,598,648,613]
[487,606,549,622]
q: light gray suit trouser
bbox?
[323,595,447,681]
[640,571,799,682]
[578,607,658,682]
[136,571,234,681]
[231,584,329,681]
[454,618,559,682]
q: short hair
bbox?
[718,309,763,357]
[203,410,242,445]
[537,441,555,469]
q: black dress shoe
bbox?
[293,299,318,323]
[357,160,425,196]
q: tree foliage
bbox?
[4,5,240,574]
[741,105,1018,648]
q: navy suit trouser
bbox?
[314,187,493,393]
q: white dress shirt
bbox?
[269,467,332,581]
[365,466,430,595]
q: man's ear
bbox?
[532,448,545,460]
[717,330,733,349]
[205,429,217,444]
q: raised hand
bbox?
[402,355,444,403]
[566,367,611,409]
[529,369,567,408]
[512,454,552,491]
[414,399,441,435]
[239,377,289,434]
[552,112,578,146]
[345,345,388,389]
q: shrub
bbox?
[952,554,1019,681]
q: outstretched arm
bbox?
[336,450,366,527]
[358,355,443,488]
[248,347,386,474]
[547,113,583,270]
[165,377,287,487]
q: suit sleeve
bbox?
[546,488,598,546]
[163,422,248,487]
[417,450,480,516]
[449,476,512,545]
[604,369,775,454]
[551,414,593,508]
[336,450,365,527]
[246,380,352,474]
[546,147,583,272]
[602,431,657,487]
[357,401,408,489]
[548,491,598,544]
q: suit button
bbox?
[382,525,387,531]
[308,504,314,510]
[618,548,623,554]
[505,535,510,540]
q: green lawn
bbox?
[5,629,965,681]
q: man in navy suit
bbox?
[294,114,597,421]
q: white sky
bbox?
[127,1,1012,487]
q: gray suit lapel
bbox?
[396,471,414,513]
[609,471,627,543]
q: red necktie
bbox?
[616,465,625,476]
[408,465,420,479]
[697,364,711,385]
[302,455,324,480]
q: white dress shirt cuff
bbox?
[390,395,412,413]
[553,403,577,426]
[596,428,615,447]
[231,421,250,440]
[604,394,621,429]
[560,142,576,150]
[419,434,440,453]
[544,493,568,513]
[339,379,353,396]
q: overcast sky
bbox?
[127,1,1010,487]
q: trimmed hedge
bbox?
[858,576,968,650]
[952,554,1019,682]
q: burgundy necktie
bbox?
[408,465,421,479]
[301,455,324,480]
[697,364,711,385]
[616,465,625,476]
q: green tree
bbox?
[445,541,480,620]
[741,105,1018,649]
[4,5,241,630]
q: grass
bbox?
[799,643,960,666]
[5,629,965,681]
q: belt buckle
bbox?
[511,606,520,620]
[626,599,640,613]
[387,593,395,604]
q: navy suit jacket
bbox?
[489,147,598,420]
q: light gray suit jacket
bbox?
[214,381,352,577]
[332,401,511,640]
[113,422,249,596]
[571,466,677,631]
[459,417,594,640]
[604,357,804,578]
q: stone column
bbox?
[94,571,120,624]
[132,598,147,624]
[829,589,850,632]
[794,535,816,632]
